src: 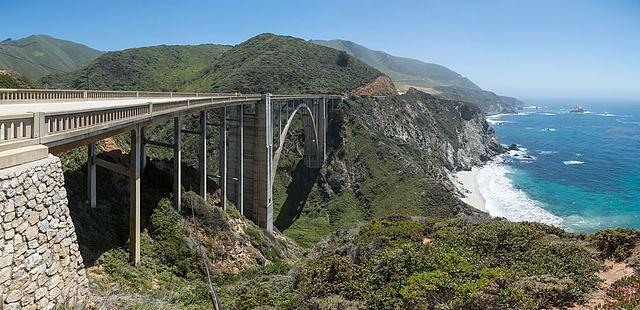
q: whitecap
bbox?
[538,150,557,155]
[541,128,556,132]
[563,160,584,165]
[476,162,563,227]
[539,113,556,116]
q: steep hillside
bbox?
[313,39,480,90]
[273,89,502,246]
[0,35,102,79]
[42,44,231,91]
[186,34,388,94]
[0,69,37,88]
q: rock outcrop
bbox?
[0,155,87,309]
[351,75,397,96]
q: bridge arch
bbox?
[271,102,319,180]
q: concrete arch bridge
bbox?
[0,88,341,265]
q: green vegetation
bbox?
[0,69,37,88]
[0,35,102,79]
[187,34,383,94]
[214,217,603,309]
[42,44,230,91]
[44,34,383,95]
[590,228,640,261]
[312,39,480,90]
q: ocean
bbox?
[479,100,640,232]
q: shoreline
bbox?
[452,166,488,213]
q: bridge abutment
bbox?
[0,155,88,309]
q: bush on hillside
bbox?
[149,198,199,276]
[292,217,601,309]
[590,228,640,261]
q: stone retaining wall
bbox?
[0,155,87,309]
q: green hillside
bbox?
[186,34,385,94]
[312,39,480,90]
[42,44,231,91]
[0,69,37,88]
[0,35,103,79]
[44,34,385,95]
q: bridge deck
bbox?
[0,97,203,114]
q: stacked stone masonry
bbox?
[0,155,88,310]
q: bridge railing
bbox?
[0,113,35,142]
[0,95,264,146]
[0,92,340,149]
[0,88,241,102]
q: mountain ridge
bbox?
[0,34,103,79]
[312,39,480,90]
[312,38,524,114]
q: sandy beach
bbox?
[452,167,488,213]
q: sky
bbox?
[1,0,639,100]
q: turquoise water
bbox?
[481,100,640,232]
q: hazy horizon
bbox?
[2,0,639,100]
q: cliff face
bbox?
[353,88,503,172]
[273,89,500,246]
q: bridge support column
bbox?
[246,94,273,233]
[219,106,227,209]
[226,105,244,214]
[129,126,141,265]
[173,116,182,211]
[87,142,97,208]
[199,110,207,201]
[318,96,327,162]
[141,127,147,171]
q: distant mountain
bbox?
[312,39,523,114]
[42,44,231,91]
[312,39,480,90]
[45,34,392,96]
[429,86,524,114]
[0,35,103,79]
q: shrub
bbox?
[355,218,425,249]
[149,197,198,276]
[295,255,362,299]
[590,228,640,261]
[182,191,230,232]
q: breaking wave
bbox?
[476,162,563,227]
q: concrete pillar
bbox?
[173,116,182,211]
[199,110,207,201]
[141,126,147,171]
[318,96,327,162]
[129,126,141,266]
[219,106,227,210]
[239,105,244,215]
[87,143,97,208]
[226,105,244,214]
[242,108,256,221]
[254,94,273,233]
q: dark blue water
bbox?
[480,100,640,232]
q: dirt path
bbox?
[568,260,635,309]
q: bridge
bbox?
[0,88,341,266]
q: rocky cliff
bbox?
[273,88,501,246]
